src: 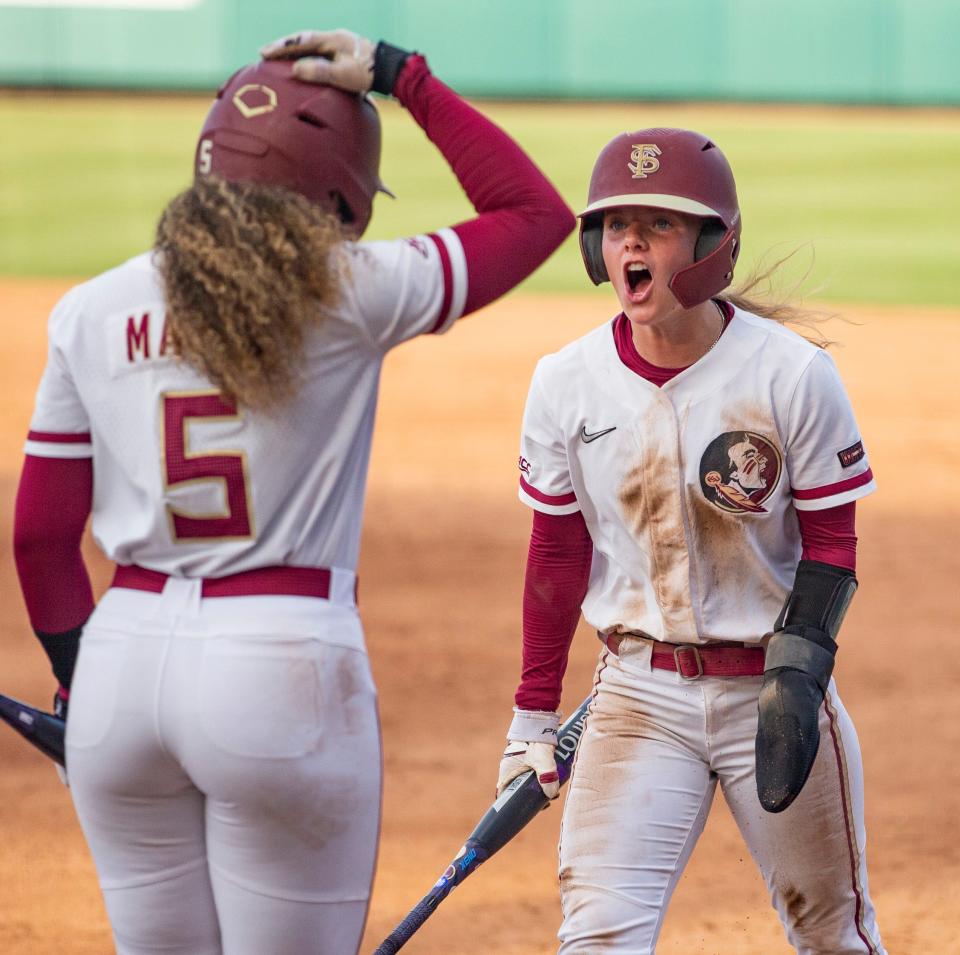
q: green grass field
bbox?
[1,93,958,306]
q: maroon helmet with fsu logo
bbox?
[195,59,391,235]
[578,128,742,308]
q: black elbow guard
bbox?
[756,561,858,813]
[767,559,857,691]
[774,559,858,641]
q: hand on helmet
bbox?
[497,740,559,800]
[260,29,375,93]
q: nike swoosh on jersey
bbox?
[580,425,617,443]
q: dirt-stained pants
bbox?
[558,636,884,955]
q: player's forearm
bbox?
[393,55,574,314]
[13,455,94,687]
[516,510,592,712]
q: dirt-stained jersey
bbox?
[26,230,467,578]
[517,307,876,644]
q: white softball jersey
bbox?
[25,231,467,579]
[518,308,876,644]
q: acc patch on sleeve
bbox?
[837,441,865,469]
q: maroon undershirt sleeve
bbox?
[515,509,592,713]
[393,56,574,316]
[797,501,857,572]
[14,455,95,634]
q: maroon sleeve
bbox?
[393,55,575,317]
[515,509,593,712]
[797,501,857,572]
[14,455,95,633]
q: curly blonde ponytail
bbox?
[155,177,345,410]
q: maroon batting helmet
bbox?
[578,128,742,308]
[195,59,390,235]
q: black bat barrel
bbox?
[0,693,66,766]
[370,695,592,954]
[468,764,552,855]
[467,695,591,858]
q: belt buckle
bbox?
[674,645,704,680]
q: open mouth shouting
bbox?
[624,261,653,302]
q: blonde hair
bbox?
[155,177,344,410]
[725,247,842,349]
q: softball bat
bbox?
[371,693,592,954]
[0,692,66,767]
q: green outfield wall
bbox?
[0,0,957,104]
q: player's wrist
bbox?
[34,620,87,692]
[506,706,560,745]
[371,41,414,96]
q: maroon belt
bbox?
[112,564,335,599]
[604,633,765,679]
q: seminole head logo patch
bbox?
[699,431,782,514]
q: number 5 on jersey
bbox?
[162,391,255,542]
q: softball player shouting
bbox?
[13,30,572,955]
[497,129,886,953]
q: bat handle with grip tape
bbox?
[371,899,437,955]
[371,695,592,953]
[371,838,491,954]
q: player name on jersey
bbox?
[125,311,170,363]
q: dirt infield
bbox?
[1,277,958,953]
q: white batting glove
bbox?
[260,29,375,93]
[497,708,561,799]
[498,741,559,799]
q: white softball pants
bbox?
[65,580,381,955]
[557,637,885,955]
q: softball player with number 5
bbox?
[13,30,572,955]
[497,129,886,953]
